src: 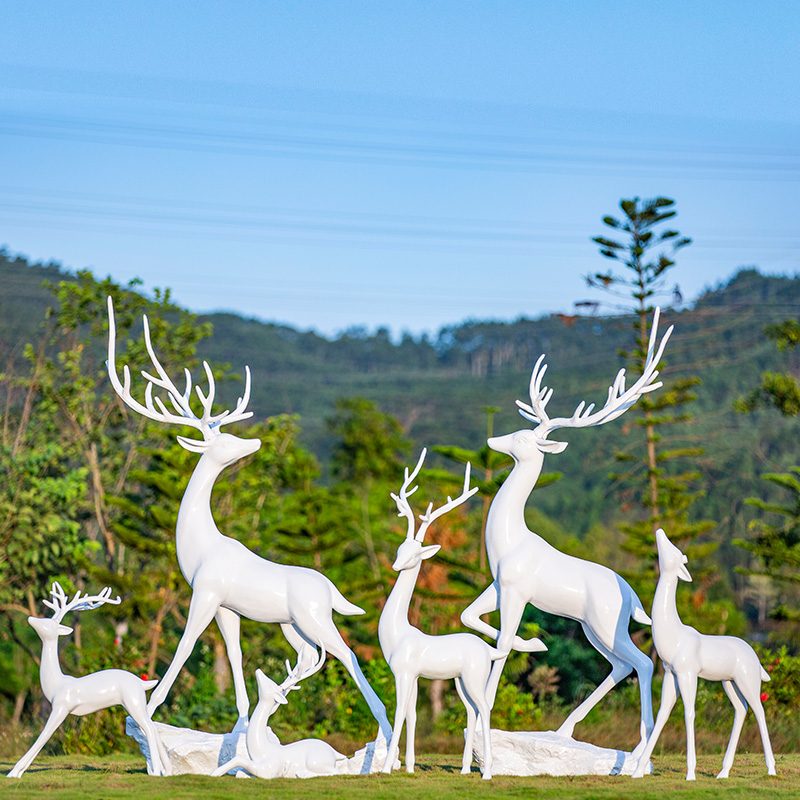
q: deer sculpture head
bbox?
[106,296,260,464]
[389,448,478,572]
[31,583,121,642]
[489,307,673,468]
[655,528,692,582]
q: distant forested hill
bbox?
[3,248,799,566]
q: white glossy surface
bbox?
[460,309,672,754]
[632,528,776,781]
[106,298,390,740]
[471,729,641,777]
[7,584,169,778]
[379,452,522,780]
[213,652,348,779]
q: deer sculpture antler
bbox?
[278,646,328,697]
[516,306,673,441]
[106,296,252,440]
[390,449,478,543]
[43,582,121,623]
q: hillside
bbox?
[2,250,799,571]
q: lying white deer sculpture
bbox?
[212,647,348,778]
[632,528,776,780]
[106,298,391,740]
[380,451,535,780]
[8,583,170,778]
[460,308,673,755]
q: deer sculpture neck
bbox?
[378,562,422,656]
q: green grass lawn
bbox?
[0,753,794,800]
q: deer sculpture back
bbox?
[631,528,776,780]
[106,298,390,741]
[460,308,672,756]
[212,647,347,779]
[7,584,170,778]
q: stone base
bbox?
[471,729,641,777]
[127,717,397,777]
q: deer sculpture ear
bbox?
[678,554,692,582]
[58,624,74,636]
[176,435,209,454]
[420,544,441,560]
[537,438,568,454]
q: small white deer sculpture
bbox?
[460,308,672,755]
[106,298,390,740]
[379,451,538,780]
[212,647,348,778]
[7,583,170,778]
[632,528,776,780]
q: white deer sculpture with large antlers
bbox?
[212,647,348,778]
[460,308,673,756]
[379,451,536,780]
[631,528,776,781]
[7,583,170,778]
[106,298,391,741]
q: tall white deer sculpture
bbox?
[379,451,536,780]
[8,583,170,778]
[460,308,673,755]
[106,298,391,741]
[212,647,348,778]
[631,528,776,781]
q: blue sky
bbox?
[2,1,799,336]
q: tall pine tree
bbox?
[587,197,715,607]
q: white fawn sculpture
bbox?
[632,528,776,780]
[106,298,391,740]
[8,583,170,778]
[212,647,348,778]
[379,451,537,780]
[460,308,673,755]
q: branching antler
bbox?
[416,463,478,543]
[106,296,253,439]
[279,646,328,696]
[390,448,426,540]
[43,582,121,623]
[391,450,478,544]
[516,306,673,439]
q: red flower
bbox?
[760,692,769,702]
[140,673,149,681]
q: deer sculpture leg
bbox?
[676,671,699,780]
[147,591,219,714]
[484,586,529,707]
[718,681,747,779]
[125,695,170,776]
[731,676,776,776]
[454,678,477,774]
[384,673,415,773]
[405,681,419,772]
[289,610,392,742]
[460,672,494,780]
[632,669,678,778]
[558,624,653,753]
[7,705,70,778]
[215,606,249,726]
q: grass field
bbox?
[0,753,795,800]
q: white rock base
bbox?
[471,729,641,777]
[127,717,397,777]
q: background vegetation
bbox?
[2,243,799,760]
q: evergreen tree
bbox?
[587,197,715,605]
[735,319,800,638]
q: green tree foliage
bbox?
[735,319,800,639]
[588,197,716,608]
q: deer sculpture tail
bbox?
[628,584,652,626]
[328,580,365,616]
